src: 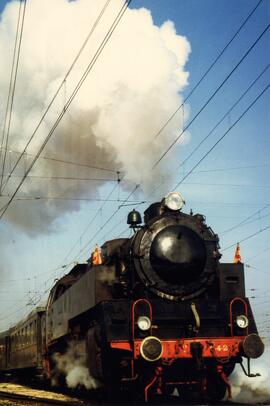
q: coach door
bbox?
[5,336,10,369]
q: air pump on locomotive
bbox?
[0,192,265,402]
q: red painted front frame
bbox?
[110,336,244,359]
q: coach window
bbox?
[33,321,36,342]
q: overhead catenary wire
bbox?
[246,245,270,262]
[191,163,270,174]
[0,0,23,152]
[153,24,270,168]
[181,182,270,190]
[153,0,264,141]
[39,155,118,173]
[179,63,270,169]
[0,0,27,193]
[0,0,132,220]
[0,195,142,203]
[222,225,270,252]
[1,0,113,194]
[146,73,270,201]
[0,146,120,173]
[0,260,77,327]
[220,203,270,236]
[2,145,269,175]
[72,184,139,262]
[0,184,138,327]
[62,181,120,262]
[221,211,270,231]
[148,64,270,200]
[172,82,270,190]
[3,175,119,182]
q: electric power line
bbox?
[0,195,141,203]
[0,146,120,173]
[192,163,270,174]
[0,0,132,220]
[179,63,270,169]
[173,82,270,190]
[222,224,270,252]
[73,184,139,262]
[1,0,113,194]
[153,0,264,141]
[0,0,23,151]
[0,0,27,193]
[62,181,120,262]
[153,24,270,168]
[3,175,118,182]
[220,203,270,236]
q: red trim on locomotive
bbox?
[110,336,244,359]
[131,298,153,339]
[229,297,248,336]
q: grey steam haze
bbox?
[229,348,270,404]
[0,0,191,234]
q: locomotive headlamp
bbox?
[236,315,249,329]
[137,316,151,331]
[164,192,185,211]
[140,336,163,362]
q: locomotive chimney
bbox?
[127,209,142,229]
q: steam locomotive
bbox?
[0,192,265,402]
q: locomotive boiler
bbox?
[0,192,265,402]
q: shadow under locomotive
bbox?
[0,192,265,403]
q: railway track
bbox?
[0,383,84,406]
[0,383,267,406]
[0,391,266,406]
[0,392,80,405]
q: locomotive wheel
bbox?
[178,385,202,403]
[204,372,227,402]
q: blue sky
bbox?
[0,0,269,346]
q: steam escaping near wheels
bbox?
[229,348,270,404]
[52,341,98,390]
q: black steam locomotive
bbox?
[0,192,265,402]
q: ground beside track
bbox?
[0,382,84,405]
[0,383,269,406]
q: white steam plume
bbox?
[0,0,190,233]
[53,341,98,390]
[229,348,270,404]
